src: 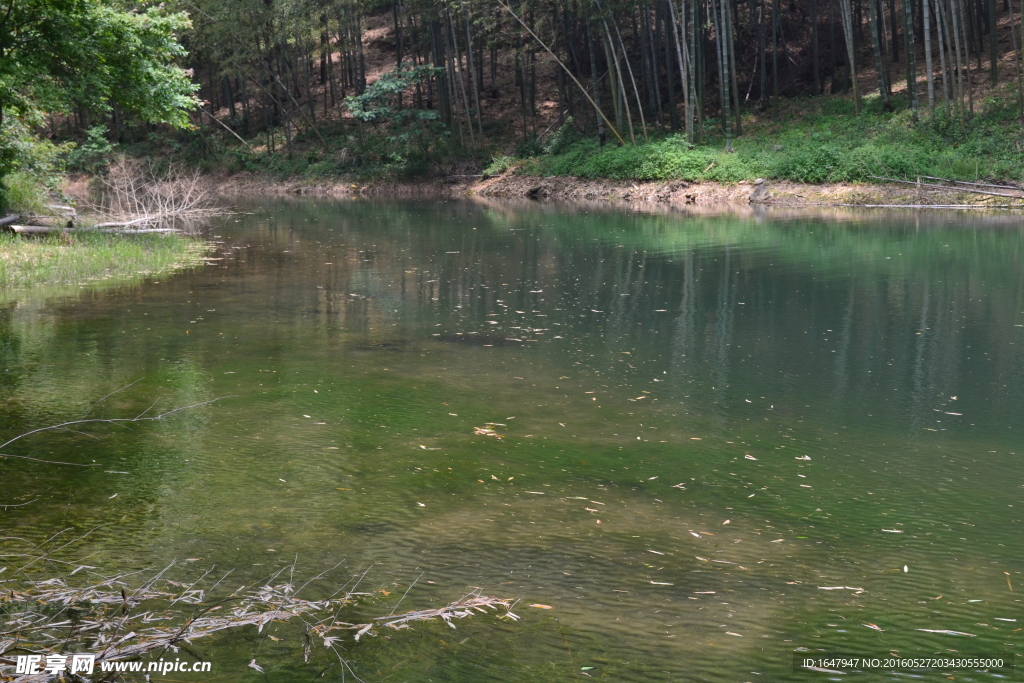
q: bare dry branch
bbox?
[80,158,229,233]
[0,570,514,682]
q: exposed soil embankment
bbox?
[471,174,999,207]
[209,172,1007,208]
[210,173,475,199]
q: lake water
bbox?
[2,199,1023,682]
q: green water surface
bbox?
[2,199,1023,682]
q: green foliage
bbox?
[0,0,199,208]
[544,118,581,155]
[483,156,517,177]
[515,137,545,158]
[0,115,71,213]
[344,66,444,124]
[541,135,724,181]
[769,145,848,183]
[533,95,1024,185]
[2,171,48,214]
[0,1,199,129]
[65,126,115,173]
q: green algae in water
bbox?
[1,200,1023,682]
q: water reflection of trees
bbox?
[285,200,1024,434]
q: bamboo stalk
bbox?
[838,0,862,114]
[924,0,936,113]
[608,6,650,141]
[498,0,626,145]
[904,0,918,117]
[869,0,894,108]
[1017,0,1024,123]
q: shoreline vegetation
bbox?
[0,231,210,300]
[1,160,223,297]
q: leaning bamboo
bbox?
[498,0,626,145]
[608,8,649,141]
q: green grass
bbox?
[0,231,210,296]
[532,92,1024,184]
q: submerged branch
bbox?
[0,570,515,682]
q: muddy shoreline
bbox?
[209,171,1009,209]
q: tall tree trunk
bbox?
[711,0,734,150]
[463,4,484,136]
[829,0,837,87]
[610,9,650,140]
[603,24,633,142]
[669,0,694,140]
[958,0,975,113]
[726,0,742,133]
[948,0,968,124]
[662,1,681,130]
[870,0,895,108]
[905,0,918,116]
[1015,0,1024,122]
[812,0,822,94]
[758,0,769,104]
[889,0,900,62]
[880,0,894,92]
[989,0,998,84]
[934,0,953,112]
[771,0,780,95]
[839,0,862,112]
[587,20,607,145]
[924,0,937,112]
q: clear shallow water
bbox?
[2,200,1024,681]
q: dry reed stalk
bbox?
[0,566,515,682]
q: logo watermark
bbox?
[16,654,212,676]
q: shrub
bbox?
[544,117,581,155]
[2,171,49,213]
[65,125,116,173]
[771,145,850,183]
[483,155,517,177]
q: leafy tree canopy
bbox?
[0,0,199,207]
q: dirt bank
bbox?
[209,172,1009,209]
[210,173,476,199]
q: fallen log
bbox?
[9,225,70,234]
[868,175,1024,199]
[837,203,1022,209]
[9,225,176,235]
[0,214,21,228]
[919,175,1024,191]
[98,228,176,234]
[92,215,163,229]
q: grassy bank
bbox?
[516,93,1024,185]
[147,89,1024,190]
[50,83,1021,202]
[0,231,210,293]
